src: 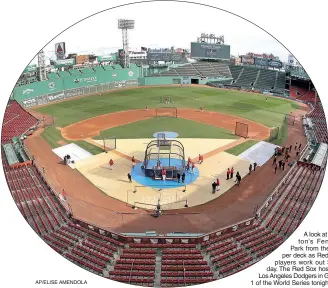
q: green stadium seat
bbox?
[48,72,59,79]
[94,66,105,72]
[80,67,95,74]
[58,71,70,77]
[112,64,122,70]
[103,65,114,71]
[69,69,82,75]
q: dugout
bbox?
[142,139,185,180]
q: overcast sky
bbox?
[37,1,290,63]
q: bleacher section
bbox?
[201,224,282,278]
[289,85,318,103]
[254,69,276,90]
[109,246,156,286]
[262,159,326,236]
[274,72,286,93]
[2,159,68,235]
[160,246,215,286]
[150,62,232,79]
[308,104,328,143]
[229,66,243,81]
[210,62,232,78]
[1,101,38,143]
[234,67,259,87]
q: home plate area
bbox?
[71,137,253,210]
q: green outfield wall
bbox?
[13,64,232,108]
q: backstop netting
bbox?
[268,127,280,142]
[155,107,178,118]
[103,137,116,152]
[235,122,248,138]
[160,96,172,104]
[285,114,296,126]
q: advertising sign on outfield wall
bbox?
[19,79,139,108]
[22,97,38,108]
[65,88,84,99]
[54,58,75,68]
[47,92,65,103]
[268,59,283,69]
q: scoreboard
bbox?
[147,52,185,62]
[190,42,230,60]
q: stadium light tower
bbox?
[197,33,224,44]
[118,19,135,68]
[38,49,47,81]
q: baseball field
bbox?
[36,86,299,154]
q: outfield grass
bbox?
[225,140,259,156]
[95,117,238,140]
[41,126,103,155]
[35,86,299,128]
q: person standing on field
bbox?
[181,172,186,184]
[282,161,286,171]
[249,164,252,175]
[253,162,257,171]
[162,169,166,181]
[109,159,114,170]
[226,168,231,180]
[127,173,132,183]
[216,178,220,191]
[212,181,217,194]
[132,156,136,168]
[191,162,195,174]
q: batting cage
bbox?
[143,139,185,180]
[102,136,116,152]
[285,114,296,126]
[160,95,172,104]
[235,122,249,138]
[155,107,178,118]
[268,127,280,142]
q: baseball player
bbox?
[132,156,136,168]
[109,159,114,170]
[216,178,220,191]
[226,168,231,180]
[162,169,167,181]
[191,162,195,174]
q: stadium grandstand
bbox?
[2,28,327,286]
[1,95,327,286]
